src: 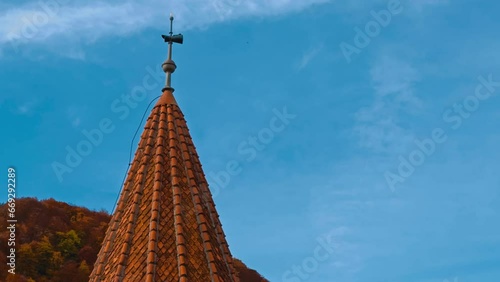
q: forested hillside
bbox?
[0,198,267,282]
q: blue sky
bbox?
[1,0,500,281]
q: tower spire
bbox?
[89,11,240,282]
[161,13,183,92]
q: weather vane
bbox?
[161,13,184,92]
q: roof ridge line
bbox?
[145,106,167,281]
[180,116,240,282]
[174,106,218,282]
[167,105,188,281]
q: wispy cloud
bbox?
[66,105,85,128]
[354,56,421,154]
[307,159,408,279]
[296,44,324,71]
[16,100,38,116]
[0,0,329,51]
[63,48,86,61]
[409,0,449,11]
[331,0,449,20]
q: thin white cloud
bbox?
[296,44,324,71]
[63,48,86,61]
[18,105,31,114]
[409,0,449,11]
[66,105,85,128]
[354,56,421,154]
[16,100,38,116]
[0,0,329,50]
[338,0,448,11]
[72,117,81,127]
[307,159,406,278]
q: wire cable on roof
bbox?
[111,95,161,214]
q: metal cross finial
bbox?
[169,13,174,36]
[161,13,184,92]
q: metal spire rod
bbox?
[167,13,173,62]
[161,13,183,92]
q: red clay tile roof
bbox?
[90,90,240,282]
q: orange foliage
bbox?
[0,198,267,282]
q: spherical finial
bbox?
[170,12,174,21]
[162,59,177,73]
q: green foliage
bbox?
[17,244,36,278]
[33,236,55,275]
[78,260,91,278]
[55,230,81,259]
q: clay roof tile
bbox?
[89,89,239,282]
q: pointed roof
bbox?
[90,15,240,281]
[89,90,240,281]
